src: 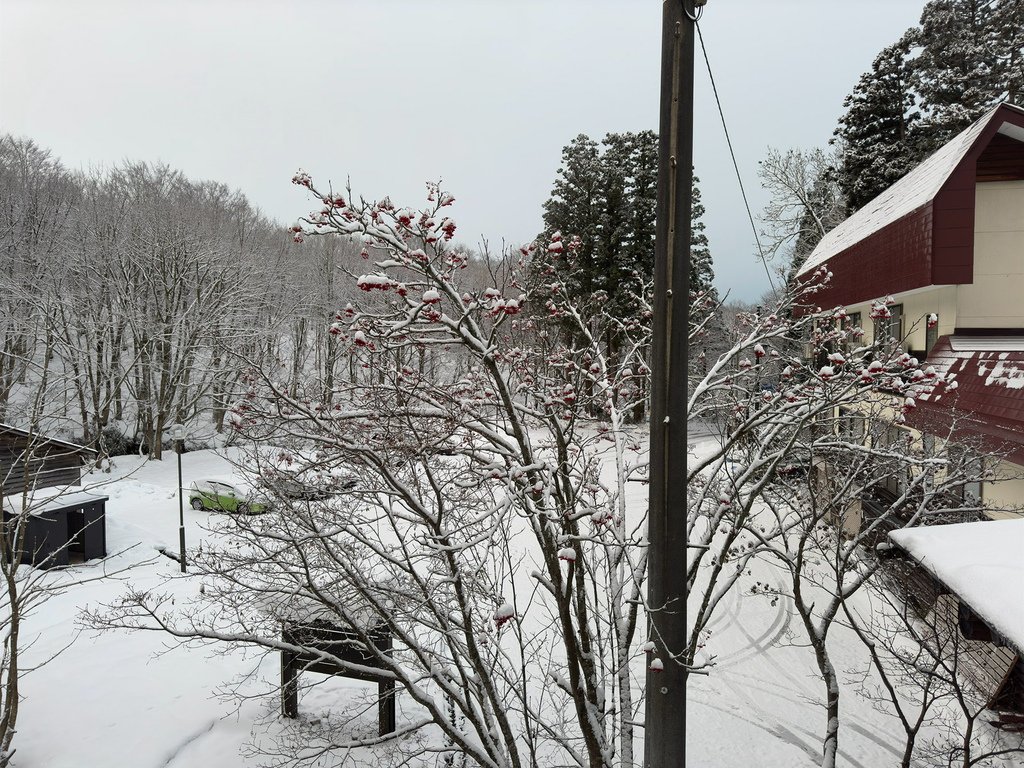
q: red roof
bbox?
[911,336,1024,464]
[799,103,1024,309]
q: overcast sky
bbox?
[2,0,927,302]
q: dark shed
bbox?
[0,423,92,495]
[0,425,107,568]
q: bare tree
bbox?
[88,179,652,768]
[758,147,846,277]
[0,136,79,423]
[845,577,1024,768]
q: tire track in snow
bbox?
[159,719,216,768]
[703,575,898,765]
[706,578,794,671]
[846,722,904,760]
[703,674,824,766]
[728,593,818,699]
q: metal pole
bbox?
[176,440,186,573]
[646,1,694,766]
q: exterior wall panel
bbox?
[810,206,933,310]
[978,134,1024,182]
[957,181,1024,328]
[932,164,977,285]
[0,430,88,496]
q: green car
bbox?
[188,480,271,514]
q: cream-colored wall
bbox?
[957,180,1024,328]
[844,285,957,350]
[981,458,1024,519]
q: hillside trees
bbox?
[0,135,366,457]
[0,138,79,423]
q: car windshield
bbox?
[194,481,243,495]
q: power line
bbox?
[695,21,777,294]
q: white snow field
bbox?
[4,437,1007,767]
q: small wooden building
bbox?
[890,519,1024,715]
[0,424,107,568]
[1,423,91,495]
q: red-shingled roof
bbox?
[911,335,1024,464]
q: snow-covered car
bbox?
[258,449,357,500]
[266,473,358,501]
[188,480,271,514]
[275,475,357,500]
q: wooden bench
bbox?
[280,620,396,735]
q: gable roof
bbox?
[796,103,1024,306]
[799,111,995,276]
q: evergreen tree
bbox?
[594,131,634,316]
[622,130,658,289]
[538,131,715,419]
[689,174,715,300]
[539,134,602,300]
[539,130,713,310]
[833,31,919,211]
[989,0,1024,105]
[913,0,999,153]
[834,0,1024,213]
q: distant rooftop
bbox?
[0,423,95,454]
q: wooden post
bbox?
[281,647,298,719]
[646,1,696,766]
[378,679,396,734]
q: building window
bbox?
[874,303,904,346]
[949,445,983,506]
[837,407,864,441]
[926,314,939,355]
[876,424,912,497]
[844,312,863,352]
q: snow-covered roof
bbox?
[2,485,108,515]
[0,423,95,453]
[889,519,1024,652]
[798,103,1024,277]
[909,335,1024,464]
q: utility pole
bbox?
[646,1,700,765]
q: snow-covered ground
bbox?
[685,434,913,768]
[4,437,996,766]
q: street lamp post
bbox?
[170,423,187,573]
